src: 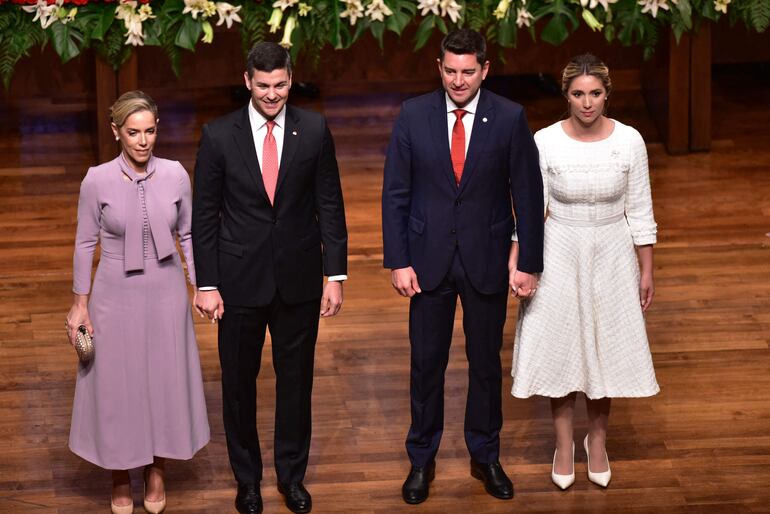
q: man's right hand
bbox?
[195,289,225,323]
[391,267,422,297]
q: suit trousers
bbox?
[218,294,321,486]
[406,249,508,467]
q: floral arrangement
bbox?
[0,0,767,88]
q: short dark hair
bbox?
[440,29,487,65]
[246,42,292,77]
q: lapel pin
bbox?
[292,130,298,136]
[482,117,488,123]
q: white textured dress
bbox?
[511,120,660,399]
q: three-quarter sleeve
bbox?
[625,130,657,245]
[175,163,197,286]
[72,169,100,295]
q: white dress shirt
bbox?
[199,101,345,289]
[445,91,480,154]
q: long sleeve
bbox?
[509,108,544,273]
[382,105,412,270]
[191,124,225,288]
[314,120,348,276]
[625,130,657,246]
[175,163,196,286]
[72,169,100,295]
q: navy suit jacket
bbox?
[382,88,544,294]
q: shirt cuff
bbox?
[327,275,347,282]
[198,286,218,291]
[511,231,518,242]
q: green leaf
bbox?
[604,22,615,43]
[497,15,517,47]
[143,19,161,46]
[540,14,569,45]
[435,15,448,34]
[48,22,81,62]
[175,15,201,50]
[370,20,385,48]
[414,15,436,50]
[91,6,116,41]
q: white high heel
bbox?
[551,442,575,490]
[584,434,611,487]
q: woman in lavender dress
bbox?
[65,91,210,514]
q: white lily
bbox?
[440,0,461,23]
[366,0,393,21]
[215,2,242,28]
[138,4,155,21]
[22,0,59,29]
[416,0,440,16]
[714,0,730,13]
[515,6,533,27]
[637,0,676,18]
[298,2,312,16]
[280,14,296,47]
[581,0,618,9]
[273,0,299,10]
[183,0,216,20]
[492,0,511,20]
[340,0,365,25]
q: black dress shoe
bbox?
[470,459,514,499]
[402,461,436,504]
[235,483,263,514]
[278,482,312,513]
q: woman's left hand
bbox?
[639,273,654,312]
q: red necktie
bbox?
[450,109,467,185]
[262,120,279,205]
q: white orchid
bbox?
[340,0,365,25]
[714,0,730,13]
[416,0,440,16]
[365,0,393,22]
[440,0,462,23]
[580,0,618,10]
[637,0,676,18]
[22,0,60,29]
[273,0,299,11]
[492,0,511,20]
[215,2,242,28]
[515,6,534,27]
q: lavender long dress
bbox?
[69,153,210,470]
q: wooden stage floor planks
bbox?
[0,67,769,513]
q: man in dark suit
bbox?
[382,29,544,504]
[192,42,347,514]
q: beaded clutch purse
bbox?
[74,325,94,362]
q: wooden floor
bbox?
[1,65,769,513]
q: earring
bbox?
[115,137,119,141]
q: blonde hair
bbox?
[561,53,612,98]
[110,90,158,127]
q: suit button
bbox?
[450,229,456,234]
[272,218,277,225]
[455,200,461,206]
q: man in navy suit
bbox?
[382,29,544,503]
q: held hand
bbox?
[639,273,654,312]
[320,281,343,318]
[65,297,92,346]
[508,243,519,296]
[192,290,205,318]
[195,289,225,323]
[391,267,421,297]
[512,270,539,299]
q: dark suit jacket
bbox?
[382,88,544,294]
[192,104,347,307]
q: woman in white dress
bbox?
[510,54,659,490]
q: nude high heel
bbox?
[143,465,167,514]
[551,442,575,490]
[584,434,611,488]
